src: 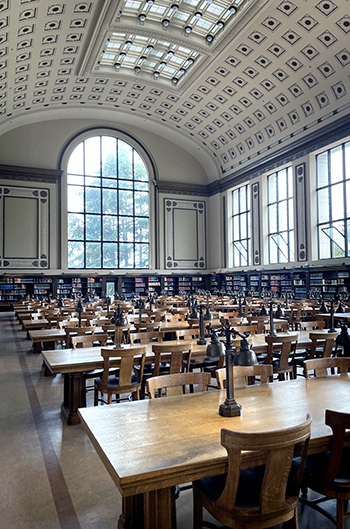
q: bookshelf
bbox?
[163,276,178,294]
[147,276,161,295]
[178,276,191,293]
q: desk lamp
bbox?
[135,296,145,324]
[335,324,350,357]
[268,301,276,336]
[111,305,128,347]
[76,298,84,327]
[197,304,206,345]
[328,299,336,333]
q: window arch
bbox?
[67,135,150,269]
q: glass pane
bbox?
[68,241,84,268]
[134,151,148,181]
[119,243,134,267]
[289,230,295,261]
[118,140,133,180]
[103,188,117,214]
[287,167,293,196]
[85,176,100,187]
[331,221,345,258]
[134,181,148,191]
[278,202,287,231]
[317,151,328,188]
[86,242,101,268]
[85,187,101,213]
[331,183,344,221]
[119,190,133,215]
[119,216,134,241]
[268,173,276,203]
[233,216,239,238]
[134,192,149,216]
[240,213,247,238]
[278,169,287,200]
[119,180,134,190]
[288,199,294,230]
[319,226,330,259]
[269,235,277,263]
[347,220,350,257]
[86,215,101,241]
[101,136,117,178]
[347,180,350,218]
[68,185,84,212]
[135,217,149,242]
[135,244,149,268]
[103,243,118,268]
[85,137,101,176]
[106,281,116,297]
[233,245,239,267]
[232,189,239,215]
[268,203,277,233]
[68,213,84,240]
[330,145,343,184]
[345,142,350,181]
[102,178,118,188]
[103,216,118,240]
[68,142,84,175]
[67,174,84,185]
[317,188,329,223]
[240,186,246,212]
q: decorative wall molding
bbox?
[0,164,62,184]
[0,185,49,269]
[295,163,307,262]
[164,198,206,270]
[157,180,209,197]
[251,182,261,266]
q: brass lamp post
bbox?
[111,305,128,348]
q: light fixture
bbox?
[111,305,128,348]
[185,57,194,67]
[177,67,186,76]
[162,18,170,27]
[228,5,237,13]
[139,13,146,22]
[118,52,126,60]
[172,77,178,84]
[184,25,192,34]
[194,11,202,18]
[146,0,154,5]
[138,55,147,65]
[145,44,154,53]
[205,34,214,43]
[134,66,141,74]
[216,21,225,30]
[124,40,132,50]
[114,62,121,69]
[159,61,166,70]
[153,70,160,78]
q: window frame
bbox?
[230,183,251,268]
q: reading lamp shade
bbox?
[233,338,258,366]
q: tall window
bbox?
[231,184,251,267]
[267,167,294,264]
[67,135,149,269]
[316,140,350,259]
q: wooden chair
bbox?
[304,357,350,378]
[263,321,289,333]
[71,333,108,349]
[130,331,164,344]
[146,372,210,398]
[263,333,298,380]
[151,342,193,377]
[247,316,269,334]
[300,320,325,331]
[134,322,160,332]
[65,326,95,348]
[176,329,199,340]
[216,364,273,389]
[294,331,338,377]
[94,346,146,405]
[288,306,302,330]
[299,410,350,529]
[193,414,311,529]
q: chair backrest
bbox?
[321,410,350,483]
[264,322,290,333]
[134,322,160,332]
[151,341,193,376]
[264,334,298,368]
[308,331,337,359]
[176,329,199,340]
[300,320,325,331]
[65,325,96,348]
[304,357,350,378]
[214,415,311,518]
[236,325,258,335]
[247,316,269,333]
[71,333,108,349]
[99,346,146,391]
[216,364,273,390]
[147,372,211,398]
[129,331,164,344]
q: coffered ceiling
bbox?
[0,0,350,181]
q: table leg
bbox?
[144,487,176,529]
[61,372,87,426]
[118,495,144,528]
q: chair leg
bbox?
[337,493,345,529]
[282,507,298,528]
[94,384,98,406]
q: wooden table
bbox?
[78,375,350,529]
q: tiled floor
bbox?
[0,311,344,528]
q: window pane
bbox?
[278,170,287,200]
[347,221,350,257]
[102,188,117,214]
[135,192,149,216]
[317,187,329,223]
[86,242,101,268]
[134,151,148,181]
[347,180,350,218]
[135,217,149,242]
[330,146,343,184]
[118,141,133,179]
[85,137,101,176]
[278,202,287,231]
[331,183,344,220]
[68,213,84,240]
[135,244,149,268]
[103,216,118,240]
[68,174,84,185]
[289,230,295,261]
[268,173,276,203]
[68,241,84,268]
[119,216,134,241]
[287,167,293,196]
[288,199,294,230]
[85,187,101,213]
[102,178,118,188]
[232,189,239,215]
[134,181,148,191]
[345,142,350,180]
[240,186,246,211]
[68,143,84,175]
[119,190,133,215]
[233,215,239,237]
[119,180,133,190]
[240,212,247,238]
[102,136,117,178]
[103,243,118,268]
[317,151,328,187]
[331,221,345,258]
[269,235,277,263]
[85,176,100,187]
[319,226,330,259]
[268,203,277,233]
[86,215,101,241]
[68,185,84,212]
[119,243,134,267]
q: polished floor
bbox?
[0,311,344,529]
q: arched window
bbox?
[67,135,149,269]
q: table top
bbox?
[78,375,350,498]
[41,329,337,374]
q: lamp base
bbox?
[219,399,242,417]
[197,337,207,345]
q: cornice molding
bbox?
[156,180,209,196]
[0,165,62,184]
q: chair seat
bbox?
[95,373,139,388]
[194,465,265,508]
[303,448,350,491]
